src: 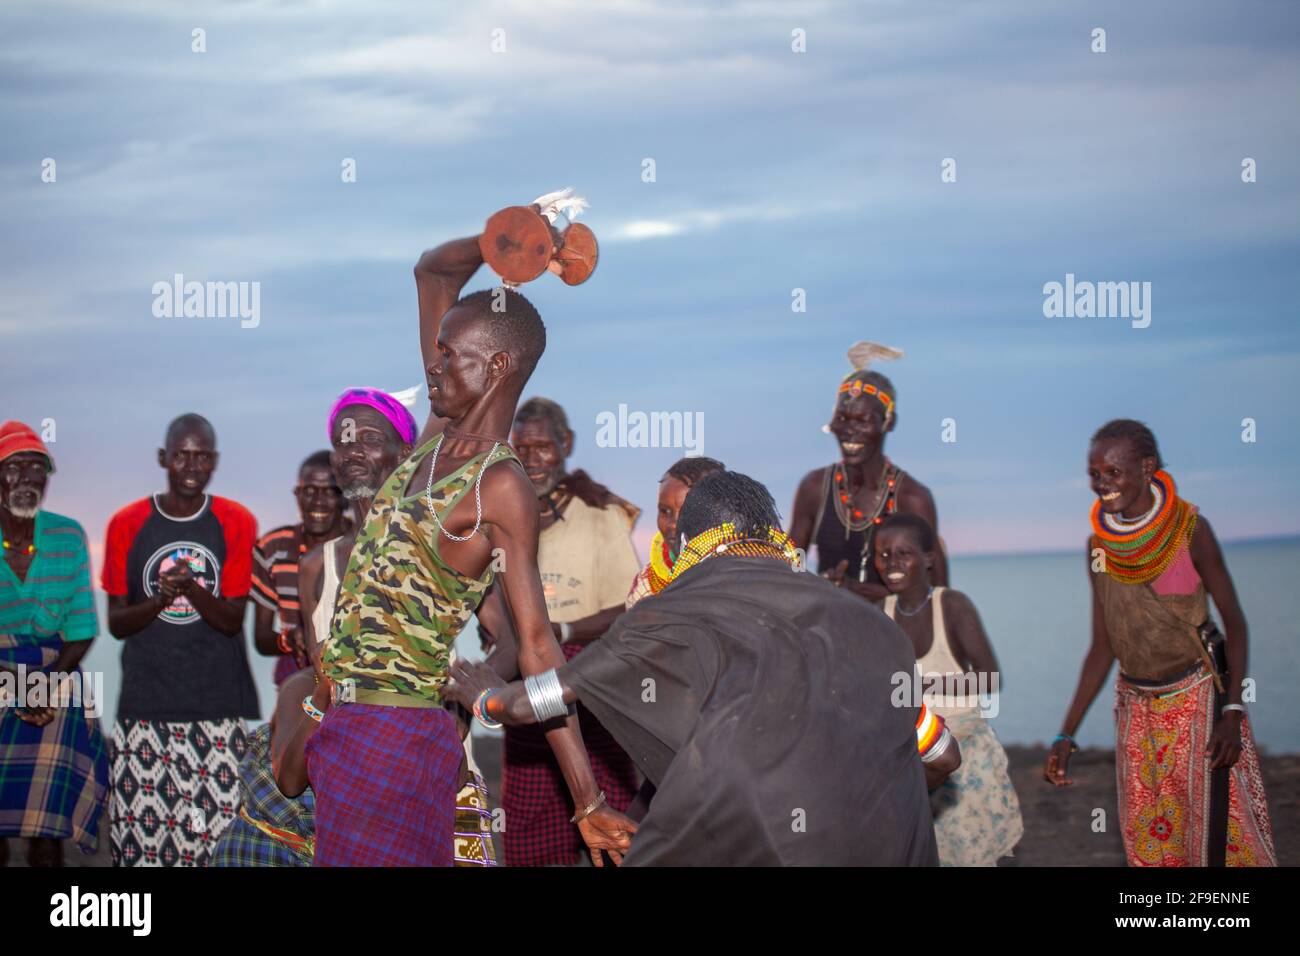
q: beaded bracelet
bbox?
[302,695,325,723]
[473,689,504,730]
[1052,733,1079,753]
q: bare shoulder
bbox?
[479,457,539,523]
[897,471,936,511]
[940,587,978,617]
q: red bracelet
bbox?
[277,631,292,654]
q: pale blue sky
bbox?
[3,0,1298,568]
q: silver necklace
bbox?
[426,435,499,543]
[896,586,934,617]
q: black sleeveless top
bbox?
[811,462,905,583]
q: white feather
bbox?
[530,186,588,223]
[847,341,904,371]
[387,385,423,408]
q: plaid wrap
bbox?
[0,637,109,852]
[501,644,638,866]
[307,702,463,866]
[209,724,315,867]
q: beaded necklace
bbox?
[645,531,675,595]
[1090,470,1197,584]
[2,539,36,556]
[669,523,801,582]
[832,459,900,535]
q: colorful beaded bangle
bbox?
[301,695,325,723]
[1052,733,1078,753]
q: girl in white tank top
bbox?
[876,516,1024,866]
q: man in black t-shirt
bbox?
[102,413,258,867]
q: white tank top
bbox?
[311,538,343,646]
[884,587,978,716]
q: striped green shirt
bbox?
[0,510,98,641]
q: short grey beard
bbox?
[5,504,39,520]
[343,486,378,501]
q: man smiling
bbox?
[102,413,259,866]
[250,450,347,688]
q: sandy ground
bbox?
[7,743,1294,867]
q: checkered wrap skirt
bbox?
[307,702,463,866]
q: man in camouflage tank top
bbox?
[307,224,637,867]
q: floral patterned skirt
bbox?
[929,711,1024,866]
[1115,667,1276,867]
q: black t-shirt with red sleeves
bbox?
[102,494,261,722]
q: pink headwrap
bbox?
[327,388,418,445]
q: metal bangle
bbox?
[920,726,953,764]
[571,790,607,824]
[524,669,568,723]
[559,622,574,644]
[1221,703,1246,715]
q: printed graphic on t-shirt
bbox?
[141,540,222,625]
[540,571,583,614]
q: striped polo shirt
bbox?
[0,510,98,642]
[251,524,306,684]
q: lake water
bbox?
[77,537,1300,752]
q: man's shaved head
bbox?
[455,288,547,384]
[164,413,216,450]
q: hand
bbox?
[1043,738,1074,786]
[156,572,183,606]
[286,626,310,668]
[16,706,55,727]
[445,658,507,712]
[822,559,849,588]
[1207,711,1243,770]
[576,804,639,866]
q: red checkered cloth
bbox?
[306,703,463,866]
[501,645,638,866]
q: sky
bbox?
[3,0,1299,571]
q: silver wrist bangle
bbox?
[524,668,568,723]
[559,622,574,644]
[920,727,954,764]
[1221,703,1246,715]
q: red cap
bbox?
[0,420,55,474]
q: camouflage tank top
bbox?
[322,434,519,705]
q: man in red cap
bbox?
[0,421,109,866]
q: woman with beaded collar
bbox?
[789,342,946,602]
[1045,419,1276,867]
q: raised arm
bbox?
[415,237,485,381]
